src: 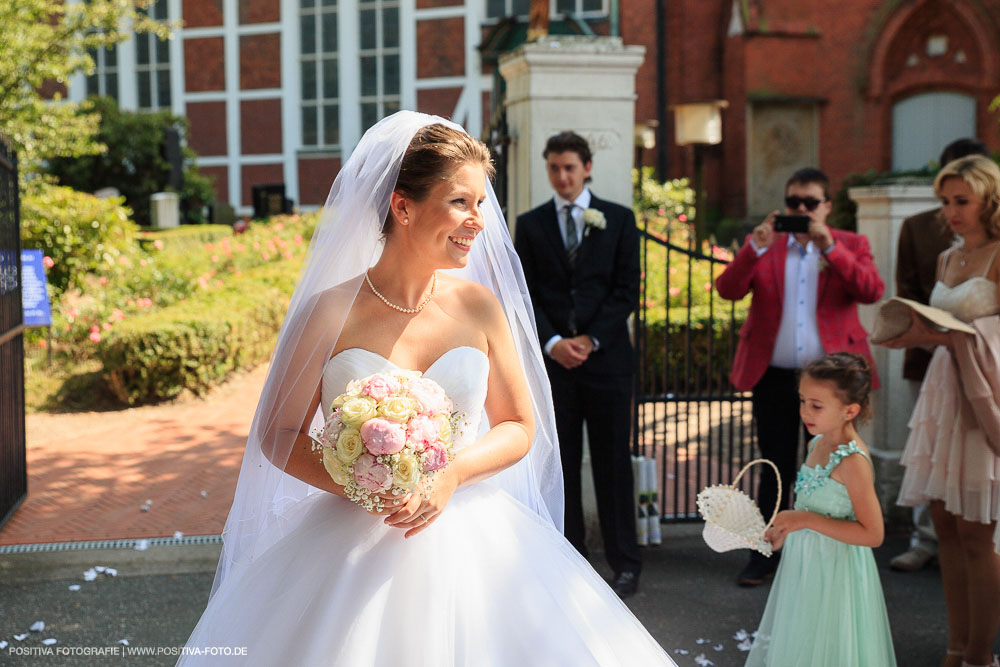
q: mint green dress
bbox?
[744,439,897,667]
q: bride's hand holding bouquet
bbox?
[312,369,464,536]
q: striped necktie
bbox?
[563,204,579,263]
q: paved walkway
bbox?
[1,365,268,546]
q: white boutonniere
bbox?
[582,208,607,236]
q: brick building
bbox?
[69,0,1000,218]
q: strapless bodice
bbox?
[321,346,490,450]
[929,278,1000,323]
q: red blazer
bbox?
[716,229,884,391]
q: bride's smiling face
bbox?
[401,162,487,269]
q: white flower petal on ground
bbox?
[713,644,724,651]
[694,654,715,667]
[0,640,7,649]
[95,566,106,573]
[696,638,710,644]
[733,629,749,641]
[104,568,117,577]
[173,531,184,540]
[13,634,28,641]
[118,639,129,645]
[738,639,753,651]
[83,568,97,581]
[673,649,689,655]
[68,585,81,591]
[134,539,149,551]
[42,638,57,645]
[30,621,44,632]
[201,490,208,498]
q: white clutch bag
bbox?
[869,297,975,344]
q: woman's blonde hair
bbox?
[934,155,1000,238]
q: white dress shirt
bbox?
[751,235,826,369]
[545,189,596,357]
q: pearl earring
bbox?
[403,217,409,224]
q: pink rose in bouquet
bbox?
[406,378,451,415]
[360,418,406,456]
[312,370,460,513]
[422,443,449,472]
[361,374,401,402]
[353,454,392,493]
[406,415,439,448]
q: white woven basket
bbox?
[696,458,781,557]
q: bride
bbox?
[178,112,675,665]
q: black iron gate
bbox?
[0,137,25,528]
[633,215,759,520]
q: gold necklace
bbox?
[365,271,436,313]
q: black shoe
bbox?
[737,552,779,587]
[612,571,639,598]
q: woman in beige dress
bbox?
[883,155,1000,667]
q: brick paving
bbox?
[0,365,269,546]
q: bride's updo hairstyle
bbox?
[801,353,873,423]
[934,155,1000,239]
[383,123,495,233]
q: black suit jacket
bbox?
[514,193,640,376]
[895,207,954,381]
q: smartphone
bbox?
[773,214,810,234]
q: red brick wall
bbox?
[240,34,282,89]
[417,18,465,78]
[187,101,228,156]
[242,164,285,206]
[201,166,229,203]
[239,0,280,24]
[240,99,282,154]
[417,88,462,120]
[185,37,225,92]
[298,157,342,206]
[649,0,1000,219]
[183,0,223,28]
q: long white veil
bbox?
[210,111,564,597]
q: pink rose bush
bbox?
[311,370,461,512]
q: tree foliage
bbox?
[0,0,169,172]
[46,97,216,225]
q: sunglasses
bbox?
[784,196,826,212]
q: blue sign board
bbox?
[21,250,52,327]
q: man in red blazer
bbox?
[716,167,884,586]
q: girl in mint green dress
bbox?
[746,353,896,667]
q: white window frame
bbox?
[86,45,121,101]
[357,0,401,132]
[483,0,607,22]
[300,0,341,149]
[134,0,173,110]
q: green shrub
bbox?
[97,262,295,405]
[20,182,136,293]
[639,307,740,395]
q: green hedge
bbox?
[136,224,233,253]
[97,262,295,405]
[20,183,136,293]
[639,306,741,396]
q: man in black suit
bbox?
[514,131,642,598]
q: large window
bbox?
[358,0,400,132]
[135,0,171,109]
[485,0,604,20]
[301,0,340,148]
[86,45,120,101]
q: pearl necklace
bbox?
[365,271,436,314]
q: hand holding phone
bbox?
[773,214,810,234]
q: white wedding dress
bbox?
[180,346,675,666]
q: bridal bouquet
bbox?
[312,370,461,512]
